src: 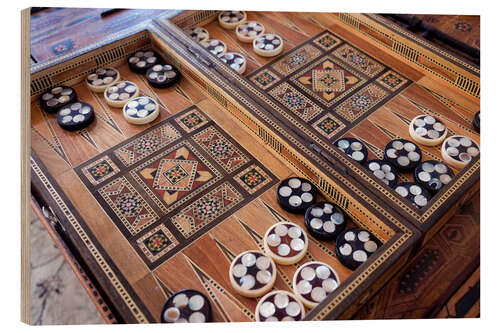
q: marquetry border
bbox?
[30,155,150,323]
[335,13,480,98]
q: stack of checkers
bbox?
[253,33,284,57]
[161,290,212,323]
[185,27,209,42]
[335,228,380,270]
[104,81,139,108]
[292,261,340,308]
[128,50,161,74]
[334,137,368,164]
[56,102,95,131]
[384,139,422,171]
[200,39,227,56]
[218,11,247,29]
[236,21,265,43]
[414,160,454,194]
[409,114,448,146]
[122,96,159,125]
[255,291,305,321]
[394,182,431,208]
[86,68,120,92]
[40,86,77,113]
[217,52,246,74]
[146,64,180,88]
[276,177,317,213]
[264,222,308,265]
[365,159,398,188]
[304,202,346,241]
[229,251,276,297]
[441,135,480,169]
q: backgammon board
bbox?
[27,10,479,324]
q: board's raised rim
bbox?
[30,150,155,324]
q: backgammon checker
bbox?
[305,202,346,241]
[264,222,308,265]
[255,290,305,321]
[127,50,161,74]
[56,102,95,131]
[334,137,368,164]
[365,159,398,188]
[40,86,77,113]
[384,139,422,171]
[104,81,139,108]
[336,229,380,270]
[414,160,455,195]
[218,11,247,29]
[200,39,227,57]
[161,289,212,323]
[253,33,284,57]
[473,112,480,133]
[292,262,340,309]
[235,21,265,43]
[217,52,247,74]
[394,182,431,208]
[86,67,120,92]
[441,135,480,169]
[122,96,159,125]
[276,177,317,213]
[229,250,276,297]
[185,27,209,43]
[409,114,448,146]
[146,64,180,88]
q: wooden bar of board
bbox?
[28,10,479,323]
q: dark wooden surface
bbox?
[30,8,167,64]
[354,191,479,319]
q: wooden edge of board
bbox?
[30,197,118,324]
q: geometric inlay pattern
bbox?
[114,123,181,167]
[335,84,389,122]
[312,31,341,51]
[249,30,411,143]
[132,141,220,213]
[193,125,250,173]
[376,70,409,92]
[136,224,178,263]
[170,182,243,237]
[269,83,322,122]
[312,113,346,139]
[332,44,385,78]
[74,104,289,268]
[82,155,120,186]
[175,107,209,133]
[98,177,159,236]
[234,164,273,194]
[271,44,322,76]
[292,56,366,107]
[249,69,280,90]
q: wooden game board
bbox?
[27,10,479,324]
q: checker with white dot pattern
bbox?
[292,261,340,309]
[276,177,316,213]
[441,135,479,169]
[255,290,305,321]
[409,114,448,146]
[122,96,159,125]
[394,182,432,208]
[161,289,212,323]
[40,86,77,113]
[264,222,308,265]
[335,137,368,164]
[336,228,380,270]
[229,250,276,297]
[305,202,346,241]
[384,139,422,171]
